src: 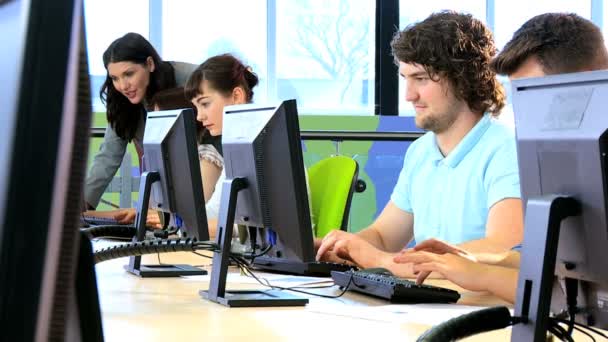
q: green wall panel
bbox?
[89,114,388,231]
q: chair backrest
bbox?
[308,156,359,238]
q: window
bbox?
[275,0,375,115]
[494,1,590,128]
[494,0,591,49]
[85,0,375,116]
[161,0,268,102]
[84,0,149,113]
[399,0,485,25]
[85,0,602,118]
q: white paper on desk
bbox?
[182,272,332,288]
[306,303,498,326]
[233,273,332,287]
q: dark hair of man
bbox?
[147,86,191,112]
[491,13,608,76]
[147,86,215,146]
[101,32,176,141]
[184,53,259,103]
[391,10,505,116]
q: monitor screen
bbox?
[143,109,209,241]
[0,0,103,340]
[512,70,608,331]
[222,100,315,263]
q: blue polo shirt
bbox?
[390,114,520,245]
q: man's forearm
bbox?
[471,250,521,268]
[458,237,513,254]
[356,227,388,250]
[479,265,518,303]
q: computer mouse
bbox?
[359,267,393,276]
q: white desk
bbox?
[94,249,521,341]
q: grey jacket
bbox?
[84,61,197,208]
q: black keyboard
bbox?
[80,215,122,227]
[252,256,356,277]
[331,270,460,303]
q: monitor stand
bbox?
[124,171,206,277]
[200,177,309,307]
[511,194,580,342]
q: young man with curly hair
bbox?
[393,13,608,302]
[316,11,523,277]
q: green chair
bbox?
[308,155,365,238]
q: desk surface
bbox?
[95,248,520,341]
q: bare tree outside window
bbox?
[289,0,371,104]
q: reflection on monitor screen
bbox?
[511,70,608,340]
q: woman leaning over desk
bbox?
[84,32,195,221]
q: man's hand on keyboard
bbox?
[395,239,477,283]
[316,230,379,268]
[411,238,474,258]
[393,249,489,292]
[316,230,355,262]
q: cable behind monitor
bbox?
[94,238,218,263]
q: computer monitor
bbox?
[220,100,352,276]
[201,99,314,307]
[225,101,314,262]
[143,109,208,240]
[125,108,209,277]
[0,0,103,340]
[510,70,608,341]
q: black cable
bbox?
[549,321,566,341]
[190,250,213,267]
[571,324,597,342]
[565,277,578,336]
[229,256,354,299]
[550,319,575,342]
[554,318,608,339]
[81,225,138,239]
[549,325,568,342]
[93,239,218,263]
[416,306,515,342]
[247,245,272,262]
[192,250,213,259]
[241,230,270,265]
[80,224,164,239]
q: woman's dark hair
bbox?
[100,32,176,141]
[184,53,259,102]
[491,13,608,76]
[391,11,505,116]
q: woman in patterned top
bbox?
[185,54,259,234]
